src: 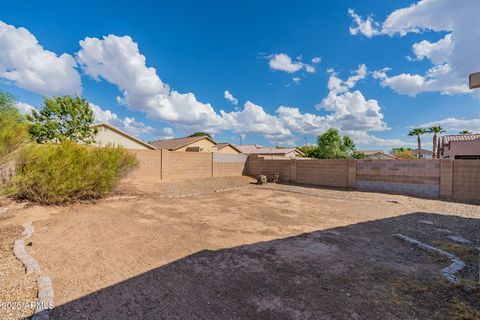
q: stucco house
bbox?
[92,123,156,150]
[437,134,480,159]
[412,149,434,159]
[151,135,241,154]
[236,144,304,159]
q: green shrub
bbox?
[6,142,137,204]
[0,92,29,160]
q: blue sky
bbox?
[1,0,479,150]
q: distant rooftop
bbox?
[151,135,214,150]
[440,134,480,144]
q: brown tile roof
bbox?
[440,134,480,144]
[151,135,215,150]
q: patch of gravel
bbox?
[260,183,480,219]
[0,225,37,320]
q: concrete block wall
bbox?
[213,153,248,177]
[452,160,480,202]
[356,160,440,198]
[167,152,213,180]
[127,149,162,182]
[247,156,293,181]
[127,149,247,182]
[296,159,350,188]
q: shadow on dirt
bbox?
[48,212,480,320]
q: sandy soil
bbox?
[2,178,480,319]
[0,206,37,320]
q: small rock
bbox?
[257,175,267,185]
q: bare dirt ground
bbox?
[1,177,479,319]
[0,200,37,320]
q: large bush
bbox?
[6,142,137,204]
[0,92,29,160]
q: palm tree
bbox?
[428,126,445,159]
[459,130,471,134]
[408,128,427,158]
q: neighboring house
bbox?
[358,150,397,159]
[236,144,304,159]
[437,134,480,159]
[412,149,434,159]
[151,135,241,154]
[92,123,156,150]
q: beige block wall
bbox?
[356,160,440,198]
[296,159,350,188]
[167,152,213,180]
[452,160,480,202]
[126,150,162,182]
[213,162,246,177]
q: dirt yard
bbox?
[1,177,479,319]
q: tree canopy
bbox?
[28,96,98,144]
[301,128,363,159]
[188,132,212,138]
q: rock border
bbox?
[13,221,54,320]
[393,233,466,284]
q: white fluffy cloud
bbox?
[349,0,478,96]
[15,101,35,114]
[157,127,175,140]
[418,117,480,133]
[269,53,304,73]
[224,90,238,105]
[90,103,155,137]
[311,57,321,64]
[0,20,81,96]
[76,35,226,132]
[268,53,316,74]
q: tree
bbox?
[408,128,427,158]
[188,132,212,138]
[391,147,414,159]
[459,130,472,134]
[314,128,357,159]
[427,126,445,159]
[28,96,97,144]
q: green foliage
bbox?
[301,128,358,159]
[28,96,98,144]
[187,132,212,138]
[391,148,414,159]
[5,142,138,204]
[0,91,29,160]
[351,151,366,159]
[459,130,472,134]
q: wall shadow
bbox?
[47,212,479,319]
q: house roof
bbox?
[92,123,156,150]
[236,145,304,156]
[212,143,242,153]
[440,134,480,144]
[357,150,397,159]
[151,135,216,150]
[359,150,384,155]
[234,144,264,153]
